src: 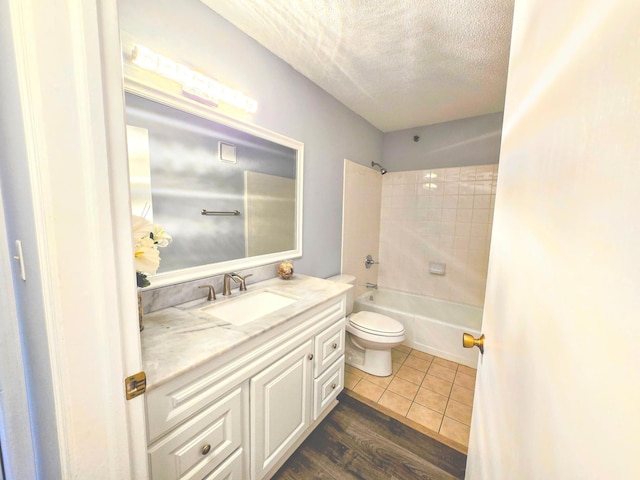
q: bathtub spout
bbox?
[365,283,378,289]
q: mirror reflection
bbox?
[125,92,299,275]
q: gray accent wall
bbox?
[382,112,503,171]
[119,0,384,279]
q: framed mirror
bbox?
[123,71,303,289]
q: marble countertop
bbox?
[141,275,350,390]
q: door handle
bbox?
[462,333,485,354]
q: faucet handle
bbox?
[236,273,253,291]
[199,285,216,301]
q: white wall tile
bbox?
[377,164,497,306]
[456,208,473,222]
[345,163,497,306]
[443,183,460,195]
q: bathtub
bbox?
[354,289,483,368]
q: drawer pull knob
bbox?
[308,354,314,360]
[332,343,338,349]
[331,383,337,389]
[201,444,211,455]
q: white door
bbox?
[465,1,640,478]
[0,0,148,477]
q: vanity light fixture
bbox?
[130,44,258,114]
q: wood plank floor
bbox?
[272,393,467,480]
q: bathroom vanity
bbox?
[141,275,350,480]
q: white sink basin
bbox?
[200,290,300,325]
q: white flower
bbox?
[134,236,160,274]
[132,215,171,281]
[150,224,172,247]
[132,215,154,242]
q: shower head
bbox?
[371,161,387,175]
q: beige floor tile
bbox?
[433,357,459,371]
[445,399,473,425]
[345,364,365,378]
[450,384,474,407]
[346,347,477,447]
[440,416,471,446]
[364,373,393,388]
[353,380,385,402]
[344,372,362,390]
[428,363,457,382]
[409,350,434,362]
[378,390,412,417]
[396,365,426,385]
[403,355,430,372]
[422,374,453,397]
[387,376,420,400]
[454,371,476,390]
[392,361,402,373]
[457,365,477,378]
[406,403,443,432]
[413,387,448,414]
[392,350,409,363]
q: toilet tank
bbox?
[326,274,356,315]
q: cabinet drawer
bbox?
[149,387,244,480]
[203,447,244,480]
[313,356,344,420]
[313,317,345,377]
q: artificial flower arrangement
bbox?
[132,215,172,288]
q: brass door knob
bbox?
[462,333,485,354]
[201,444,211,455]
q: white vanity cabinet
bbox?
[144,293,346,480]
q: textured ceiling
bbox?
[201,0,514,132]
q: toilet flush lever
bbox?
[462,333,485,355]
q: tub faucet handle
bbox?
[365,282,378,289]
[365,255,379,269]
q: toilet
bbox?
[328,274,405,377]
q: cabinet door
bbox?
[250,340,313,479]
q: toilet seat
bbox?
[349,311,405,337]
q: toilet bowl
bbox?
[346,311,405,376]
[327,274,406,377]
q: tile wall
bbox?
[378,164,498,306]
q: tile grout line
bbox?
[346,346,475,446]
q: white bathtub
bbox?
[354,289,483,368]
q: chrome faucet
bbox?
[198,284,216,301]
[223,272,253,295]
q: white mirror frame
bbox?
[123,76,304,289]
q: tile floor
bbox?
[344,344,477,448]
